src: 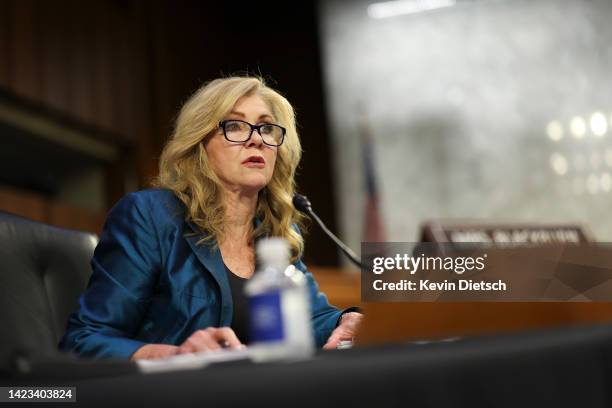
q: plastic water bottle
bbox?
[245,237,314,361]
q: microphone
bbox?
[293,194,363,268]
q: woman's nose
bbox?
[246,129,264,147]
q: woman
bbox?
[59,76,362,360]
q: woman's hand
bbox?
[177,327,243,354]
[129,327,243,360]
[323,312,363,350]
[130,344,179,360]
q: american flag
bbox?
[358,108,386,243]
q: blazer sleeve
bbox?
[294,259,345,348]
[58,192,161,359]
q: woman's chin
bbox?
[237,177,269,194]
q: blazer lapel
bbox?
[183,220,232,326]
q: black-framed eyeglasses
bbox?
[219,120,286,147]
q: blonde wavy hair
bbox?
[153,76,306,260]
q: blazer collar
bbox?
[183,220,232,326]
[183,217,263,326]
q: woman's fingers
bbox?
[323,312,364,350]
[323,331,343,350]
[177,329,222,354]
[212,327,242,348]
[177,327,243,354]
[196,328,225,350]
[130,344,180,360]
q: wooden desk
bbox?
[310,267,612,345]
[310,267,361,310]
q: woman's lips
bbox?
[242,162,265,168]
[242,156,265,168]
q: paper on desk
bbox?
[137,348,251,374]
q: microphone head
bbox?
[292,194,312,213]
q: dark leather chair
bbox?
[0,211,97,372]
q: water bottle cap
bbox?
[257,237,290,266]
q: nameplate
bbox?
[420,222,593,245]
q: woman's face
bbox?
[204,94,278,195]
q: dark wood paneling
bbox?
[67,0,96,124]
[0,0,11,88]
[0,186,105,234]
[109,5,134,140]
[39,0,71,113]
[48,200,105,235]
[91,0,115,131]
[131,0,157,185]
[0,186,47,223]
[10,0,42,101]
[147,0,174,150]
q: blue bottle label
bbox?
[248,290,285,343]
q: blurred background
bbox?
[320,0,612,259]
[1,0,612,269]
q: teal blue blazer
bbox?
[59,189,343,359]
